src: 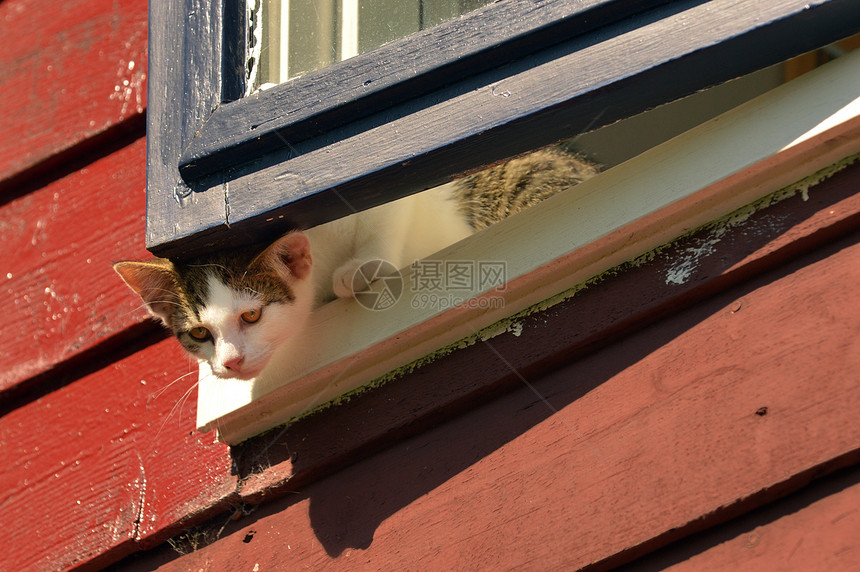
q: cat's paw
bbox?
[332,259,371,298]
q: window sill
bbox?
[198,49,860,444]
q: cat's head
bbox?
[114,232,314,380]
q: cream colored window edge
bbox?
[199,49,860,445]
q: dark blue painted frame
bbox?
[146,0,860,259]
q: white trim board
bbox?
[198,48,860,444]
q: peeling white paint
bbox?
[478,321,507,342]
[662,153,859,286]
[665,231,725,286]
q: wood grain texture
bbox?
[0,0,147,187]
[0,336,235,571]
[0,138,154,395]
[664,476,860,570]
[144,0,234,255]
[179,0,666,178]
[122,228,860,571]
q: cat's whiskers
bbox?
[152,369,199,399]
[134,298,183,309]
[154,378,200,439]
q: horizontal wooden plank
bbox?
[0,0,148,187]
[637,467,860,569]
[0,137,154,395]
[0,337,235,571]
[120,227,860,570]
[179,0,668,179]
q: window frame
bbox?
[146,0,860,259]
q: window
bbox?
[148,0,860,257]
[248,0,496,89]
[147,0,860,442]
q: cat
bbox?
[114,147,598,382]
[455,145,600,230]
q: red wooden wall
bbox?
[0,1,235,569]
[2,1,859,570]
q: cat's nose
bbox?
[224,355,245,372]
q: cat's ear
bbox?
[251,231,313,282]
[113,259,180,326]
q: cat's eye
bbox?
[188,326,211,341]
[241,308,262,324]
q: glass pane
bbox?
[247,0,495,93]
